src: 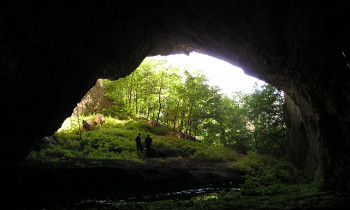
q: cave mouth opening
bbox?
[28,51,285,164]
[18,51,293,208]
[2,1,350,208]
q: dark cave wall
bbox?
[0,1,160,161]
[1,0,350,190]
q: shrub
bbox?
[150,125,168,135]
[229,152,265,175]
[124,120,151,132]
[230,153,322,196]
[241,174,288,195]
[100,106,131,120]
[191,145,238,162]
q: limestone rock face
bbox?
[1,1,350,190]
[284,94,316,176]
[72,79,111,117]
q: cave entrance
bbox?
[20,52,300,209]
[2,2,350,208]
[28,51,286,165]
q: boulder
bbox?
[148,120,160,128]
[95,113,105,126]
[82,113,105,131]
[83,120,96,131]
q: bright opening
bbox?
[154,52,266,95]
[24,51,318,209]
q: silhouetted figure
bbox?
[145,135,153,156]
[135,133,142,152]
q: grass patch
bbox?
[27,115,238,164]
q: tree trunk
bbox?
[194,120,198,137]
[179,110,186,133]
[128,77,133,107]
[152,104,156,120]
[186,102,194,137]
[147,97,152,119]
[188,119,192,139]
[156,87,162,122]
[135,76,139,114]
[173,100,180,130]
[165,100,169,125]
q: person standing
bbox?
[135,133,142,152]
[145,135,152,156]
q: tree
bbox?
[101,57,286,158]
[243,84,286,157]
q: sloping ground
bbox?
[1,158,243,209]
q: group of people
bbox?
[135,133,152,156]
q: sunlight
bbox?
[157,52,266,95]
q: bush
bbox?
[124,120,151,132]
[241,174,287,195]
[229,152,265,175]
[230,153,322,196]
[150,126,168,135]
[100,106,131,120]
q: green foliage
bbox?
[29,115,240,164]
[230,152,265,174]
[241,174,288,195]
[99,105,131,120]
[240,174,323,196]
[229,153,323,196]
[150,125,168,135]
[124,120,151,132]
[101,57,285,159]
[152,136,190,156]
[230,153,304,182]
[28,116,145,163]
[112,191,346,210]
[242,84,286,156]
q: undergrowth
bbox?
[229,152,324,197]
[26,114,332,209]
[111,191,349,210]
[27,115,238,164]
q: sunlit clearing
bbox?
[152,52,266,95]
[57,115,125,133]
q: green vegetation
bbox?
[101,57,285,157]
[25,56,337,209]
[230,153,323,196]
[109,155,331,210]
[27,115,238,164]
[110,191,347,210]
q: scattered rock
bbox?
[31,136,58,151]
[82,113,105,131]
[42,136,58,146]
[167,129,197,141]
[148,120,160,128]
[83,120,96,131]
[95,113,105,126]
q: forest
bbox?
[24,57,341,209]
[101,57,285,157]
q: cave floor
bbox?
[2,158,350,209]
[1,157,242,209]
